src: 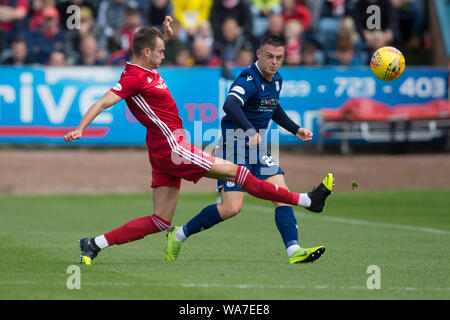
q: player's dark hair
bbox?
[259,34,285,48]
[132,27,163,56]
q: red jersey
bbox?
[110,62,215,188]
[110,62,184,147]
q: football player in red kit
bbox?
[64,16,332,265]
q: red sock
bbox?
[235,166,300,206]
[104,214,171,246]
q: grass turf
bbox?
[0,190,449,300]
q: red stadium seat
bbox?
[321,98,450,122]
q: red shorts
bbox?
[147,138,216,189]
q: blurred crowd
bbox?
[0,0,429,68]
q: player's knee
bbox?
[219,203,242,219]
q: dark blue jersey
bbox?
[222,62,283,134]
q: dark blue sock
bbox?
[183,204,223,237]
[274,206,298,248]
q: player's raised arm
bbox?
[64,90,122,143]
[162,16,174,44]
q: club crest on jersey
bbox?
[261,84,265,91]
[275,81,280,91]
[147,77,153,84]
[226,181,235,188]
[246,75,253,81]
[113,83,122,91]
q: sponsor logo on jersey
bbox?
[246,75,253,81]
[147,77,153,84]
[113,83,122,91]
[258,98,278,112]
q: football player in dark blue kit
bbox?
[165,35,334,264]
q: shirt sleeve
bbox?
[110,73,142,100]
[226,73,257,106]
[223,94,256,132]
[271,104,300,135]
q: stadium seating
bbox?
[318,98,450,153]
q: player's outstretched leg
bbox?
[165,226,183,261]
[305,173,334,213]
[165,204,223,261]
[80,238,101,265]
[80,214,171,265]
[289,246,326,264]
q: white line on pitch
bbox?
[1,280,449,292]
[246,204,450,236]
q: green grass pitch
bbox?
[0,190,449,300]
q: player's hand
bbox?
[163,16,174,42]
[64,130,83,143]
[247,132,262,146]
[296,128,313,142]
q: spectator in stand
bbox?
[283,19,303,65]
[195,20,214,48]
[328,36,363,66]
[75,34,103,65]
[321,0,348,18]
[27,6,66,64]
[249,0,282,37]
[29,0,55,32]
[106,38,128,66]
[317,0,350,55]
[216,17,248,69]
[172,0,213,40]
[234,42,255,67]
[140,0,173,30]
[65,6,108,65]
[260,12,285,42]
[351,0,397,52]
[97,0,136,50]
[118,6,142,57]
[175,45,194,66]
[1,37,34,65]
[304,0,324,31]
[210,0,253,45]
[281,0,311,31]
[391,0,426,49]
[191,37,221,66]
[0,0,29,42]
[57,0,98,31]
[300,41,319,66]
[47,50,67,66]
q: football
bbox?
[370,46,406,81]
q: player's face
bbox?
[147,37,165,69]
[257,44,285,77]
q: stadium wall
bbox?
[0,66,448,146]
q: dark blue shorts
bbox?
[216,142,284,192]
